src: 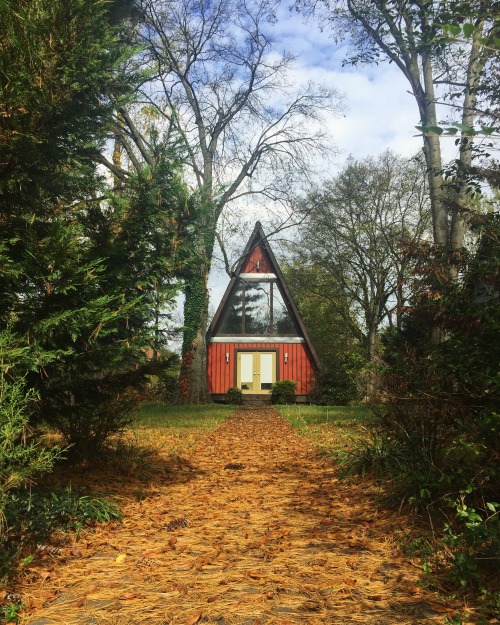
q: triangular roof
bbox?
[207,222,320,368]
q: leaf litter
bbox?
[16,408,458,624]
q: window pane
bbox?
[244,282,271,334]
[217,282,243,334]
[273,286,298,334]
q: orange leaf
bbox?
[186,612,202,625]
[429,604,454,614]
[69,547,83,558]
[174,582,188,595]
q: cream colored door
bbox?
[237,352,276,394]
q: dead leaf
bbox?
[367,594,384,601]
[115,553,127,564]
[69,547,83,558]
[0,590,7,601]
[409,586,421,595]
[119,592,141,600]
[428,604,454,614]
[186,612,202,625]
[168,536,178,548]
[142,549,161,557]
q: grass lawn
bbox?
[133,401,234,429]
[277,404,372,454]
[121,401,236,461]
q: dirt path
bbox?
[21,408,451,625]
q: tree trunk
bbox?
[178,225,216,404]
[420,50,448,248]
[179,273,211,403]
[451,23,487,251]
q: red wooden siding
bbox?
[241,244,273,273]
[207,342,316,395]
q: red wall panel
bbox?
[207,342,316,395]
[241,244,273,273]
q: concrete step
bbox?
[241,394,272,407]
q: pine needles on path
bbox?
[18,408,456,625]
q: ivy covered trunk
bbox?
[179,226,215,404]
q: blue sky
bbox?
[171,3,460,344]
[202,5,429,320]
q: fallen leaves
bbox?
[185,611,202,625]
[16,408,446,625]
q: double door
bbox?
[237,351,276,394]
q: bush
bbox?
[1,486,121,581]
[272,380,296,404]
[0,374,64,539]
[312,352,364,405]
[341,217,500,600]
[42,379,140,462]
[226,387,242,405]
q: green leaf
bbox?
[462,23,474,39]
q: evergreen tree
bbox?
[0,0,188,458]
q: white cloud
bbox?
[204,6,459,325]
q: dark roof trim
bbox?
[206,222,320,369]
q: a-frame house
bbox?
[206,222,319,403]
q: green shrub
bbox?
[0,373,65,539]
[312,352,365,405]
[1,486,121,580]
[226,387,242,405]
[272,380,296,404]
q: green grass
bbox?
[277,404,372,451]
[277,404,370,428]
[132,402,235,430]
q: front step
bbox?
[241,394,272,407]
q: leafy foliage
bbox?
[226,387,242,405]
[0,371,64,540]
[0,0,189,458]
[344,213,500,591]
[272,380,297,405]
[1,486,121,581]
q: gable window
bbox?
[216,278,298,336]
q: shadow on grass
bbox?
[40,402,235,499]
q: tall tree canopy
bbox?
[296,0,497,255]
[117,0,344,402]
[286,151,430,397]
[0,0,188,457]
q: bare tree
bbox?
[289,152,431,372]
[296,0,496,255]
[125,0,343,402]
